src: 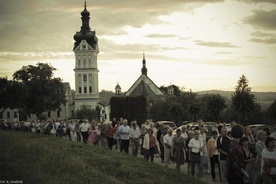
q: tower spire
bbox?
[84,0,87,9]
[141,51,147,76]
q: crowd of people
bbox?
[1,118,276,184]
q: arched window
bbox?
[88,56,91,67]
[78,56,81,67]
[83,75,87,82]
[83,56,86,67]
[78,75,82,84]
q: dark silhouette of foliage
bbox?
[110,96,147,126]
[13,63,66,119]
[231,75,260,124]
[75,105,99,121]
[199,94,227,121]
[0,77,26,118]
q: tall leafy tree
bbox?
[75,105,99,121]
[0,77,26,118]
[13,63,66,118]
[178,91,197,120]
[231,75,260,124]
[200,94,227,121]
[268,100,276,121]
[110,96,147,126]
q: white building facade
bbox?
[73,2,100,111]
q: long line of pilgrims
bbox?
[4,118,276,183]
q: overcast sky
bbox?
[0,0,275,92]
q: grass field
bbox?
[0,131,206,184]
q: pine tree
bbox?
[231,75,259,124]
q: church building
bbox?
[124,53,166,101]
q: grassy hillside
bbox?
[0,131,206,184]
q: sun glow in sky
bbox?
[0,0,275,92]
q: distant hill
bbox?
[196,90,276,110]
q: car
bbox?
[155,121,177,130]
[249,124,274,138]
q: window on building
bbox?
[88,56,91,67]
[78,56,81,67]
[83,75,87,82]
[89,87,92,93]
[83,57,86,67]
[84,87,87,93]
[78,75,82,84]
[48,111,51,118]
[7,112,10,118]
[14,112,17,118]
[89,75,92,85]
[79,87,82,93]
[57,111,60,118]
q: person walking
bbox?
[185,130,194,174]
[105,122,115,149]
[172,129,185,171]
[261,137,276,184]
[188,130,203,178]
[163,128,173,166]
[255,130,267,184]
[129,121,141,156]
[217,126,232,184]
[207,130,221,182]
[79,119,90,143]
[143,128,156,162]
[225,125,249,184]
[118,119,130,154]
[240,137,255,184]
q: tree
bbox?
[200,94,227,121]
[160,85,182,97]
[0,77,26,118]
[13,63,66,118]
[231,75,260,124]
[178,91,198,120]
[188,101,201,121]
[75,105,99,120]
[0,77,10,118]
[268,100,276,121]
[110,96,147,126]
[149,100,170,122]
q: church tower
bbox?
[73,1,100,110]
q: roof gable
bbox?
[125,74,165,100]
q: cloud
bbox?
[216,51,236,55]
[244,9,276,30]
[0,52,73,63]
[237,0,276,4]
[249,37,276,44]
[251,31,276,37]
[0,0,223,56]
[145,33,179,38]
[194,40,239,48]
